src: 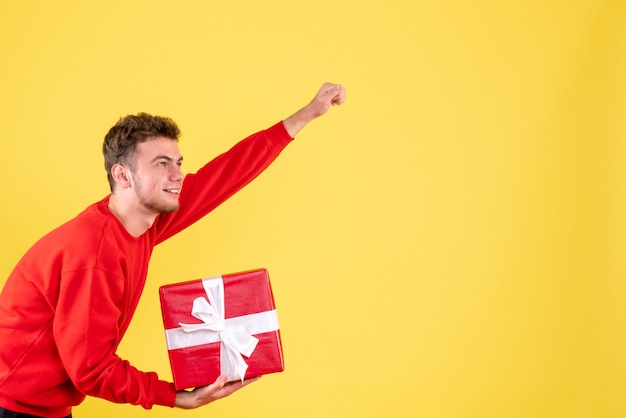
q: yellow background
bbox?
[1,1,625,417]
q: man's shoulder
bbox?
[55,202,109,234]
[35,200,120,251]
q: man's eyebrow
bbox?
[151,155,184,163]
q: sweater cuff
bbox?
[268,121,295,151]
[154,381,178,408]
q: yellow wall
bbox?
[1,1,625,417]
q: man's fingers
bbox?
[212,374,261,391]
[242,375,262,385]
[331,85,346,106]
[319,83,346,106]
[208,374,229,391]
[216,375,262,397]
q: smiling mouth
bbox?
[164,189,180,194]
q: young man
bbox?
[0,83,346,418]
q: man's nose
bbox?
[170,166,184,181]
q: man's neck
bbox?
[107,194,158,238]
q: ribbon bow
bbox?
[178,278,259,382]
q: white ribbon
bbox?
[165,276,279,382]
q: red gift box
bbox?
[159,268,284,390]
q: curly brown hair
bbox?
[102,112,181,192]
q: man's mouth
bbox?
[164,189,180,194]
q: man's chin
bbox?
[161,204,180,214]
[142,201,180,214]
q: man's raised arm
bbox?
[282,82,346,138]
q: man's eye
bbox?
[157,162,167,167]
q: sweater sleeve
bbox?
[53,267,177,408]
[154,121,293,243]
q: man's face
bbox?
[128,136,184,214]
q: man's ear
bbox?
[111,164,132,189]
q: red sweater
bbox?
[0,122,292,417]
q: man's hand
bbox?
[174,374,261,409]
[283,82,346,137]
